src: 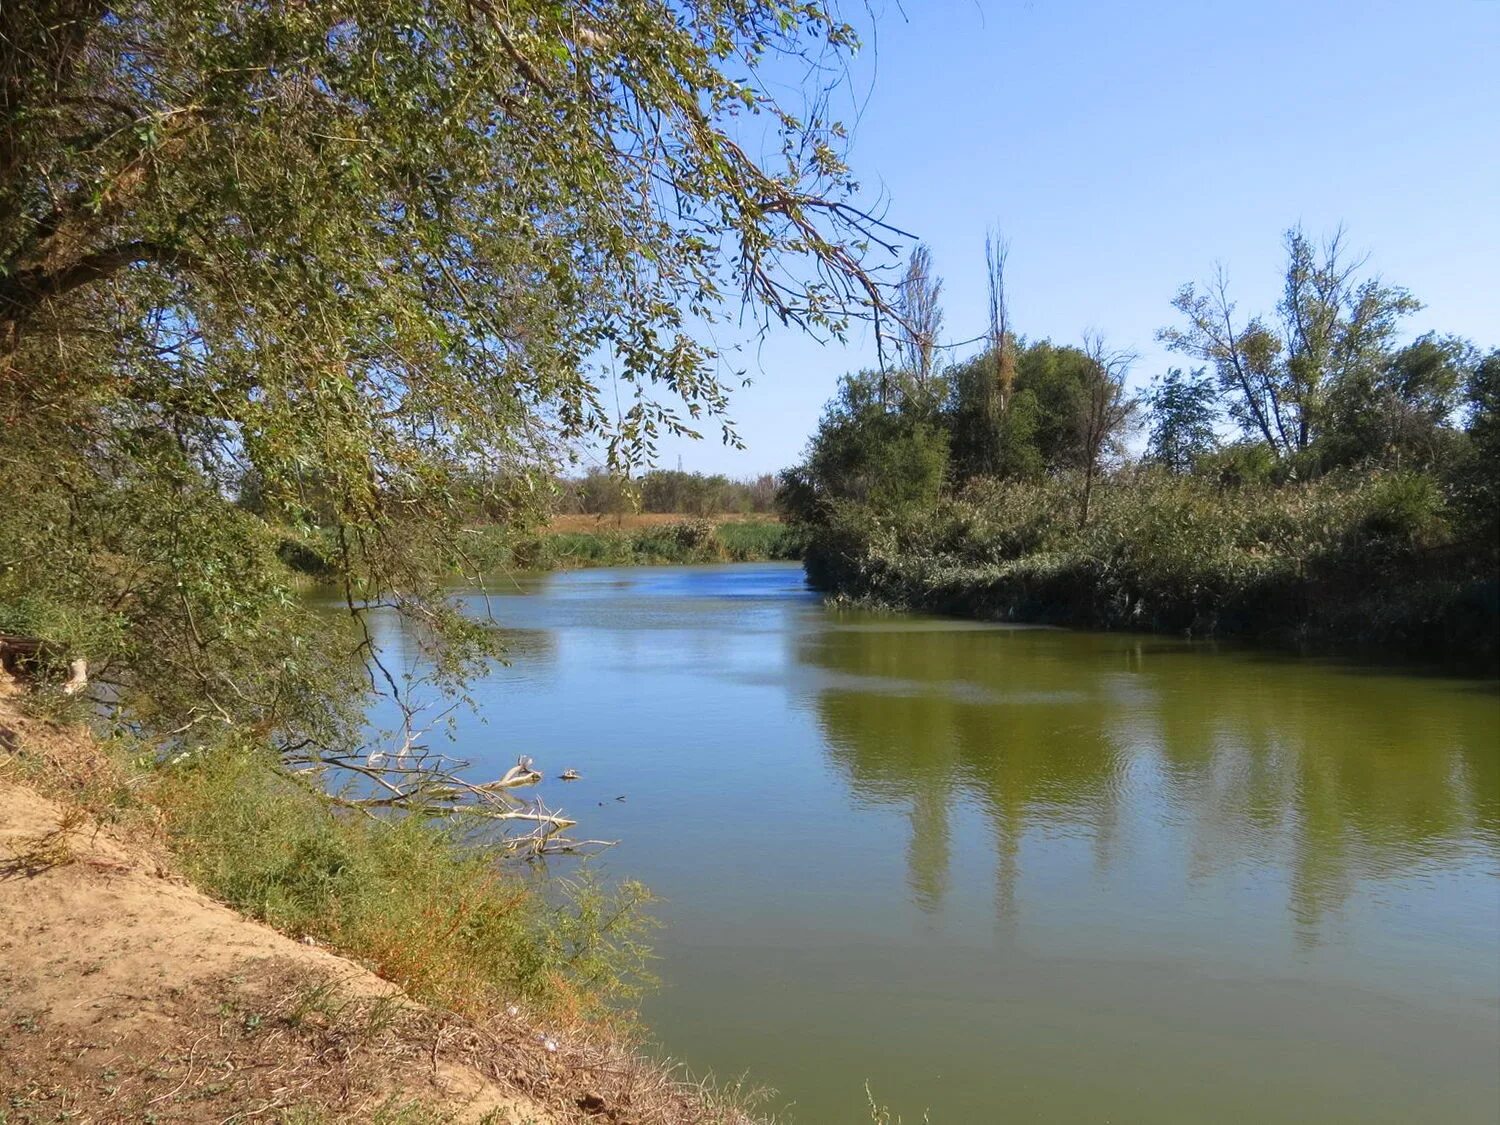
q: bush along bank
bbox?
[469,517,804,572]
[799,472,1498,669]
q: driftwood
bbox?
[293,748,614,858]
[0,634,88,695]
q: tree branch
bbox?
[1,241,199,320]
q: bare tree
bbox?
[897,243,945,393]
[1077,334,1137,527]
[951,227,1019,474]
[986,229,1016,413]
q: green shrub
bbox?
[1359,472,1448,546]
[716,520,803,561]
[800,472,1496,664]
[1194,442,1278,487]
[634,519,722,560]
[463,518,798,571]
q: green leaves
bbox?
[1161,226,1429,463]
[1,0,894,744]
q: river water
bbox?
[365,562,1500,1123]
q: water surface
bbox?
[366,562,1500,1123]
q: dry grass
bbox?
[1,962,769,1124]
[2,965,479,1124]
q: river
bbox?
[364,561,1500,1123]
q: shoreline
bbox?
[802,546,1500,678]
[0,694,768,1124]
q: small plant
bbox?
[865,1083,931,1124]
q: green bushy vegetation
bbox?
[558,469,780,518]
[806,471,1496,660]
[471,518,802,572]
[785,230,1499,667]
[714,519,806,562]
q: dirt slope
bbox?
[0,703,551,1123]
[0,699,756,1125]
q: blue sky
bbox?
[647,0,1499,477]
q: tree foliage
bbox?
[1160,227,1422,464]
[0,0,897,744]
[1144,367,1219,473]
[555,468,777,517]
[778,371,950,521]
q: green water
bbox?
[366,562,1500,1122]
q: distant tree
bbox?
[1324,334,1472,470]
[949,337,1114,483]
[744,474,779,514]
[573,470,633,516]
[897,244,945,392]
[1145,367,1220,473]
[946,230,1026,481]
[1453,349,1500,544]
[1160,227,1419,464]
[986,230,1018,416]
[948,351,1002,479]
[683,474,731,516]
[788,372,950,515]
[1013,340,1098,471]
[1076,336,1137,525]
[637,469,772,515]
[996,389,1046,480]
[966,230,1018,475]
[1466,350,1500,466]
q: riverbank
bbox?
[0,694,766,1124]
[799,473,1499,669]
[271,515,803,585]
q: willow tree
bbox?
[0,0,900,746]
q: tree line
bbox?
[557,469,779,518]
[781,228,1498,661]
[785,227,1495,533]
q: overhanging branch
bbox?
[0,240,200,323]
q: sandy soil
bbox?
[0,701,552,1123]
[0,697,759,1125]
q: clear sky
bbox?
[648,0,1499,477]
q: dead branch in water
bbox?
[292,648,613,857]
[291,745,615,858]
